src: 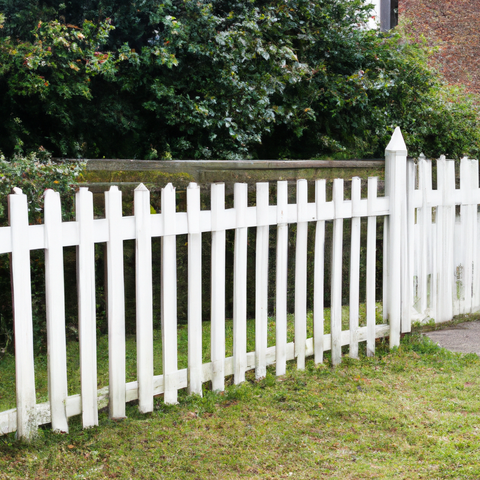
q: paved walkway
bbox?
[424,321,480,355]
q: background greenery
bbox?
[1,0,479,160]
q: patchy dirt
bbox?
[399,0,480,94]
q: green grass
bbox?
[1,331,480,478]
[0,304,385,412]
[4,310,480,478]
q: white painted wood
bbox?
[471,160,480,311]
[461,158,474,313]
[403,157,416,332]
[76,187,98,428]
[366,178,378,357]
[233,183,248,384]
[105,186,126,419]
[161,183,178,403]
[44,189,69,432]
[187,183,203,395]
[255,182,269,379]
[210,184,226,392]
[276,181,288,375]
[314,180,326,364]
[349,177,361,359]
[331,179,344,366]
[383,216,388,323]
[385,127,407,348]
[134,184,154,412]
[418,154,431,317]
[9,188,37,440]
[295,179,308,370]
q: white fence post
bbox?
[275,181,288,376]
[366,177,378,356]
[187,182,203,396]
[161,183,178,404]
[349,177,361,359]
[134,183,154,413]
[233,183,248,384]
[385,127,407,347]
[210,183,226,392]
[295,180,308,370]
[76,187,98,428]
[314,180,326,364]
[105,186,126,419]
[9,188,37,440]
[44,189,69,433]
[331,179,344,366]
[255,182,269,379]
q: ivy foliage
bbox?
[0,0,479,160]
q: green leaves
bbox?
[0,0,479,159]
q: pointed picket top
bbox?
[12,187,23,195]
[134,183,148,192]
[385,127,407,155]
[109,185,120,192]
[418,153,426,161]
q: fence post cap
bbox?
[385,127,407,155]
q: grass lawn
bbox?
[1,315,480,479]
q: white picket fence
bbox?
[0,127,478,440]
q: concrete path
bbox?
[424,321,480,355]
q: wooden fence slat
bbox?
[44,189,69,432]
[76,187,98,428]
[134,183,154,413]
[187,183,203,395]
[9,188,37,440]
[349,177,361,359]
[276,181,288,376]
[331,179,344,366]
[418,154,431,317]
[403,158,416,332]
[255,182,269,379]
[210,183,226,392]
[385,127,407,348]
[462,158,475,313]
[436,157,454,322]
[314,180,326,364]
[162,183,178,403]
[366,178,378,357]
[233,183,248,384]
[471,160,480,311]
[105,186,126,419]
[295,180,308,370]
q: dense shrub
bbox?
[0,1,478,160]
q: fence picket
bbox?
[331,179,344,366]
[134,184,154,412]
[162,183,178,403]
[105,186,126,419]
[187,183,203,395]
[461,158,475,314]
[255,183,269,379]
[76,187,98,428]
[314,180,326,364]
[366,178,378,357]
[210,184,226,392]
[295,180,308,370]
[9,188,37,440]
[385,127,407,348]
[436,157,454,322]
[349,178,361,359]
[44,189,69,432]
[276,181,288,376]
[233,183,248,384]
